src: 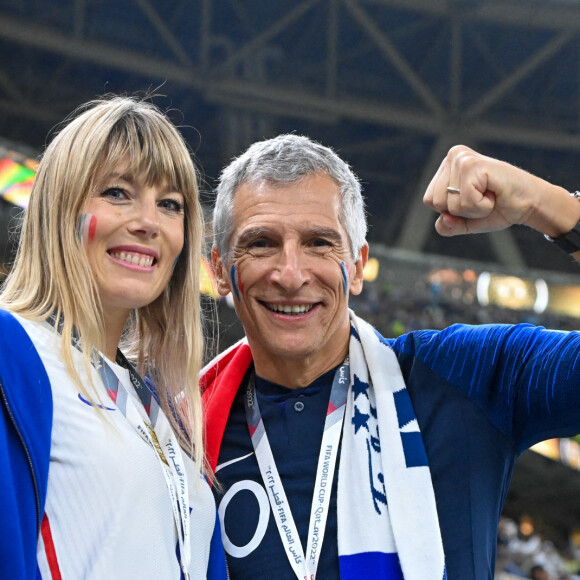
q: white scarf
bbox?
[336,311,446,579]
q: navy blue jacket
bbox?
[206,323,580,579]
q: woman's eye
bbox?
[159,198,184,213]
[102,187,127,200]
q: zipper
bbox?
[0,377,42,536]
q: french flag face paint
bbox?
[230,263,243,301]
[341,261,349,296]
[76,213,97,244]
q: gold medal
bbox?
[145,422,169,465]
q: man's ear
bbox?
[349,243,369,296]
[211,247,232,297]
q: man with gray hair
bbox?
[201,136,580,580]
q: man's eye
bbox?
[312,238,331,247]
[249,239,270,248]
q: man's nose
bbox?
[270,244,308,291]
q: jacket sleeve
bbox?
[391,323,580,453]
[0,310,53,579]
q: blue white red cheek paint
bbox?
[76,213,97,244]
[230,264,243,301]
[340,261,349,296]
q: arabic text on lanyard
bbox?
[48,312,194,580]
[98,350,192,580]
[47,314,191,580]
[244,359,349,580]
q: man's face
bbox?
[213,174,368,377]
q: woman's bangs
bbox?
[87,113,197,224]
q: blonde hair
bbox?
[0,95,206,473]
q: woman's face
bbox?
[83,165,185,321]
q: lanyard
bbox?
[45,316,192,579]
[97,353,192,580]
[244,359,350,580]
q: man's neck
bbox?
[252,345,348,390]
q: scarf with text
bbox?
[337,311,446,579]
[202,310,446,579]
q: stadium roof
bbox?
[2,0,580,274]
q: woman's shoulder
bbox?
[0,307,30,336]
[0,309,54,340]
[0,309,49,361]
[0,307,53,415]
[0,307,34,327]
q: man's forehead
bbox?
[235,173,340,199]
[233,187,342,232]
[233,174,340,210]
[240,172,338,190]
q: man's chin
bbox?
[251,336,320,363]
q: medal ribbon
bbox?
[244,359,349,580]
[46,315,192,577]
[97,353,192,579]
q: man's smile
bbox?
[262,302,316,315]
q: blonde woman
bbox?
[0,96,227,579]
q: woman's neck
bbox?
[102,308,130,360]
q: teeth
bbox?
[268,303,313,315]
[111,251,154,268]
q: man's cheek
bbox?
[230,263,244,301]
[340,261,350,296]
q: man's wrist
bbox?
[544,191,580,253]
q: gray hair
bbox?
[213,134,367,262]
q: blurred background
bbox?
[2,1,580,577]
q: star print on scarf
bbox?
[336,310,447,580]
